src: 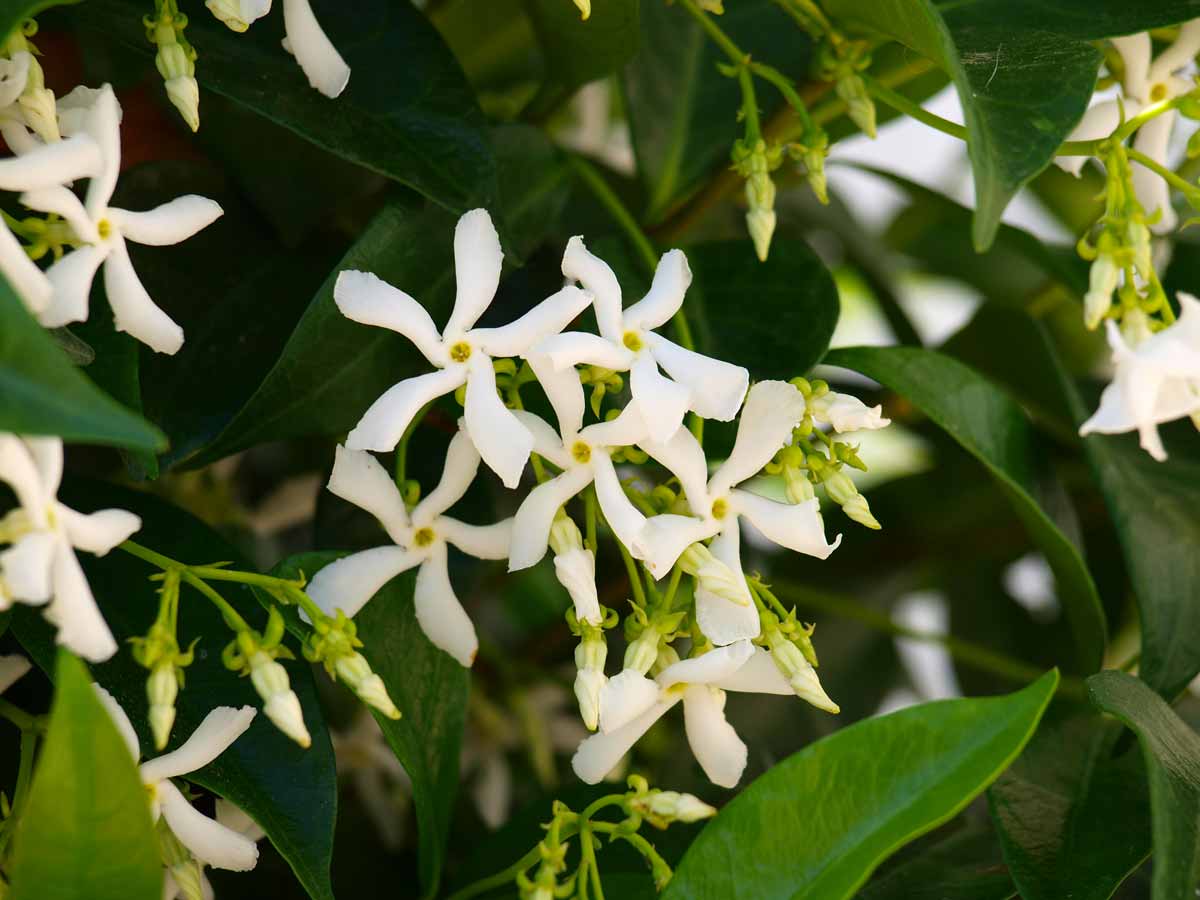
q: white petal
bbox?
[1132,112,1177,233]
[657,640,754,689]
[695,524,760,645]
[0,654,30,695]
[82,86,121,218]
[508,467,594,570]
[327,445,410,544]
[45,540,117,662]
[1079,381,1134,436]
[0,434,49,522]
[509,409,572,468]
[471,286,592,358]
[304,546,422,621]
[1149,20,1200,83]
[712,647,793,695]
[525,352,584,440]
[92,685,140,761]
[815,392,890,434]
[0,119,37,156]
[682,685,746,788]
[38,245,105,329]
[1059,100,1125,176]
[333,269,446,367]
[599,670,663,733]
[578,401,649,449]
[281,0,350,98]
[346,367,465,453]
[0,532,54,603]
[622,249,691,332]
[710,380,805,496]
[639,423,710,514]
[103,239,185,354]
[553,547,600,623]
[413,544,478,666]
[0,52,30,108]
[632,513,719,580]
[571,695,680,784]
[23,436,62,497]
[535,331,632,372]
[589,452,646,553]
[561,235,623,341]
[413,428,482,521]
[109,196,222,246]
[0,134,102,191]
[215,799,266,842]
[156,780,259,872]
[733,492,841,559]
[20,185,99,244]
[630,352,690,443]
[647,334,749,422]
[444,209,503,339]
[141,706,256,782]
[464,355,533,489]
[438,516,512,561]
[57,506,140,556]
[0,221,52,316]
[1112,32,1152,99]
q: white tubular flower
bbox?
[536,236,749,443]
[334,209,592,488]
[634,381,841,645]
[19,86,222,353]
[247,651,310,748]
[305,429,512,666]
[807,390,890,433]
[1080,293,1200,461]
[94,687,260,873]
[0,434,140,662]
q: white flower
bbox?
[304,429,512,666]
[635,381,842,645]
[163,800,264,900]
[334,209,592,488]
[332,711,412,850]
[205,0,271,31]
[1080,293,1200,460]
[808,389,890,433]
[94,687,260,873]
[0,434,140,662]
[19,85,223,353]
[536,236,749,444]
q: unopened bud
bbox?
[147,662,179,750]
[573,0,591,19]
[836,72,876,138]
[165,76,199,132]
[18,88,58,143]
[679,544,752,606]
[633,790,718,826]
[550,513,601,624]
[573,667,606,731]
[623,626,662,674]
[1083,253,1119,330]
[1120,307,1155,346]
[810,391,890,433]
[765,628,839,713]
[205,0,270,31]
[167,861,206,900]
[249,652,310,747]
[784,466,817,504]
[841,491,880,530]
[334,652,401,719]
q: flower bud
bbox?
[334,652,401,719]
[623,625,662,674]
[818,466,880,529]
[147,662,179,750]
[165,76,200,132]
[1120,307,1155,346]
[167,861,206,900]
[16,55,58,143]
[549,513,601,624]
[633,790,718,826]
[764,627,839,713]
[809,391,890,433]
[1126,221,1153,281]
[205,0,270,31]
[249,651,311,747]
[679,544,752,606]
[1083,253,1119,330]
[572,0,591,19]
[573,667,606,732]
[836,72,876,138]
[784,466,816,504]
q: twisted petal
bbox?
[709,380,805,496]
[439,516,512,561]
[683,685,746,788]
[1057,100,1125,176]
[327,445,410,543]
[0,434,48,522]
[346,367,465,453]
[526,352,584,440]
[414,428,483,522]
[630,352,690,444]
[0,134,102,191]
[414,543,478,666]
[57,505,140,556]
[0,654,29,695]
[510,410,572,468]
[599,670,662,733]
[82,85,122,219]
[508,467,594,571]
[733,492,841,559]
[639,423,710,514]
[141,706,256,782]
[281,0,350,98]
[39,245,105,329]
[622,249,691,332]
[694,524,760,645]
[578,401,649,449]
[444,209,503,338]
[1149,20,1200,83]
[472,285,592,358]
[464,355,534,489]
[156,780,259,872]
[633,513,719,580]
[657,640,754,689]
[590,452,646,554]
[561,235,623,341]
[93,685,140,761]
[333,269,446,367]
[535,331,632,372]
[305,547,423,621]
[110,196,222,246]
[572,695,680,784]
[45,539,117,662]
[1112,32,1152,99]
[0,221,52,316]
[1132,112,1177,233]
[647,334,748,422]
[20,184,99,243]
[712,646,792,695]
[0,532,55,603]
[104,238,185,354]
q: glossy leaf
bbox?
[11,483,338,900]
[662,672,1058,900]
[524,0,639,101]
[7,651,160,900]
[825,346,1106,674]
[0,278,165,451]
[857,822,1016,900]
[927,2,1200,39]
[1088,670,1200,900]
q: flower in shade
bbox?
[305,428,512,666]
[535,236,749,444]
[333,208,592,488]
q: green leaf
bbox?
[662,672,1058,900]
[988,704,1151,900]
[856,821,1016,900]
[0,0,82,42]
[491,123,573,263]
[8,650,161,900]
[1087,670,1200,900]
[76,0,496,213]
[269,552,469,898]
[824,0,1101,250]
[824,346,1106,674]
[0,278,165,452]
[923,2,1200,40]
[11,483,338,900]
[523,0,639,103]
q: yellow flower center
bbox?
[571,441,592,464]
[414,527,435,547]
[97,218,113,240]
[711,498,728,520]
[622,331,643,352]
[449,341,472,363]
[1150,82,1169,102]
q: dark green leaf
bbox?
[824,346,1106,674]
[924,2,1200,40]
[0,278,165,452]
[662,672,1058,900]
[857,821,1016,900]
[524,0,639,103]
[0,0,82,42]
[491,124,573,263]
[12,483,338,900]
[1088,670,1200,900]
[8,650,160,900]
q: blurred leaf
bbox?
[270,553,469,898]
[857,821,1016,900]
[491,124,572,262]
[825,346,1106,674]
[12,483,338,900]
[926,2,1200,38]
[663,672,1058,900]
[989,705,1151,900]
[1088,670,1200,900]
[77,0,496,213]
[523,0,639,104]
[8,650,160,900]
[0,278,165,451]
[0,0,82,42]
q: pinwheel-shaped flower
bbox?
[0,434,139,662]
[305,429,512,666]
[536,236,749,443]
[635,380,841,645]
[95,687,260,873]
[334,209,592,488]
[1080,293,1200,460]
[19,85,223,353]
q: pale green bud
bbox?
[746,205,777,263]
[165,76,199,132]
[147,662,179,750]
[836,72,876,138]
[573,667,605,731]
[679,544,751,606]
[334,652,401,719]
[623,625,662,674]
[168,861,206,900]
[1126,221,1152,281]
[17,55,57,143]
[841,491,880,530]
[1083,253,1119,329]
[764,628,839,713]
[205,0,267,32]
[636,790,717,824]
[783,465,816,504]
[548,512,583,555]
[820,466,879,527]
[249,652,311,748]
[573,0,591,19]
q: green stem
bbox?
[0,699,39,733]
[120,539,183,572]
[676,0,744,65]
[1127,147,1198,200]
[863,74,966,140]
[581,794,628,820]
[567,154,658,273]
[737,65,763,143]
[394,400,432,489]
[659,564,684,613]
[584,486,599,554]
[445,822,583,900]
[751,60,817,135]
[580,822,605,900]
[180,571,252,633]
[617,541,648,608]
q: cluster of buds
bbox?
[579,365,625,417]
[549,512,600,624]
[732,138,784,261]
[223,607,311,747]
[303,608,401,720]
[818,38,876,138]
[3,21,58,142]
[568,609,612,731]
[144,0,200,131]
[130,569,195,749]
[756,601,838,712]
[518,803,572,900]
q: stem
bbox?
[180,571,252,633]
[394,400,432,488]
[751,61,817,135]
[445,822,583,900]
[580,823,605,900]
[677,0,744,65]
[617,541,648,608]
[0,699,39,732]
[863,74,966,140]
[1127,147,1198,200]
[659,564,684,613]
[120,539,183,572]
[737,65,763,143]
[584,486,598,554]
[567,154,658,273]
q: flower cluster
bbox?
[318,208,889,788]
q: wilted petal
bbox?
[639,423,710,514]
[0,222,52,316]
[413,544,478,666]
[1112,32,1152,99]
[444,209,503,339]
[281,0,350,98]
[156,780,259,872]
[814,391,890,433]
[561,235,623,341]
[622,249,691,332]
[39,245,106,329]
[657,640,753,689]
[712,647,792,695]
[589,452,645,553]
[104,239,185,354]
[572,695,680,784]
[0,532,54,603]
[508,467,594,570]
[633,513,718,580]
[599,670,662,733]
[141,706,256,782]
[438,516,512,561]
[647,334,749,423]
[93,685,140,761]
[346,367,465,453]
[464,355,534,489]
[413,428,483,522]
[682,686,746,788]
[333,270,446,367]
[709,380,805,496]
[0,134,102,191]
[45,540,117,662]
[536,330,632,371]
[1132,112,1177,233]
[305,547,423,621]
[57,506,140,556]
[327,445,410,545]
[110,196,222,247]
[733,492,841,559]
[525,352,584,440]
[694,524,760,645]
[630,352,690,443]
[471,285,592,358]
[20,184,99,244]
